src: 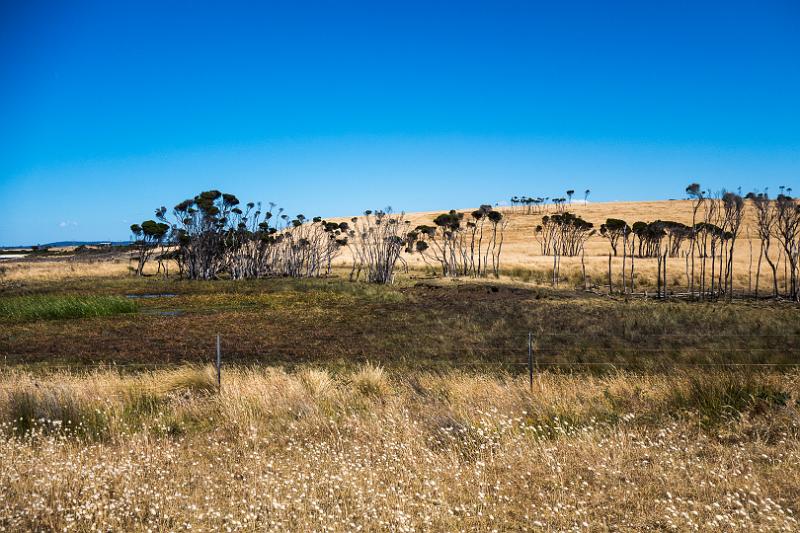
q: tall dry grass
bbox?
[1,365,798,531]
[0,257,134,281]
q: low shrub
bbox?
[0,295,136,321]
[667,371,790,426]
[350,363,391,398]
[4,385,111,439]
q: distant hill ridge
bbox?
[0,241,132,250]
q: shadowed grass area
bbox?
[2,274,799,368]
[666,371,792,427]
[0,295,136,322]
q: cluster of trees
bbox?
[632,221,692,258]
[130,190,360,281]
[595,188,748,299]
[130,220,170,276]
[526,183,799,301]
[679,187,747,300]
[590,184,799,301]
[742,191,799,300]
[347,210,411,284]
[128,185,800,297]
[509,189,590,214]
[510,196,549,214]
[600,219,691,259]
[534,212,595,287]
[534,212,595,257]
[406,205,507,278]
[130,190,507,285]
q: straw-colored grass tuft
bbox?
[350,362,391,398]
[298,368,337,398]
[148,365,218,395]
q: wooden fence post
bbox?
[581,248,587,291]
[216,334,221,391]
[552,252,558,287]
[528,332,534,393]
[622,228,627,294]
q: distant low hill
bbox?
[0,241,132,250]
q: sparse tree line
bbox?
[535,212,595,257]
[533,212,595,288]
[131,190,353,281]
[129,190,507,283]
[510,189,590,214]
[129,186,798,296]
[406,205,507,278]
[745,189,799,300]
[530,183,799,301]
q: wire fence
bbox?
[3,316,800,379]
[3,330,800,376]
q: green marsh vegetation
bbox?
[0,295,136,322]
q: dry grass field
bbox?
[1,199,799,531]
[1,366,799,531]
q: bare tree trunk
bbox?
[555,252,561,288]
[685,251,690,293]
[581,248,587,290]
[689,200,702,297]
[710,241,716,300]
[766,249,779,297]
[621,230,627,294]
[755,241,763,298]
[728,242,735,301]
[493,221,506,278]
[630,240,635,294]
[553,250,558,287]
[657,252,662,299]
[700,239,705,299]
[608,253,612,295]
[748,238,753,295]
[720,247,725,297]
[784,251,789,297]
[690,238,695,297]
[476,224,484,276]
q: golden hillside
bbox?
[1,199,783,292]
[329,199,772,292]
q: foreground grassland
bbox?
[0,366,798,531]
[1,232,799,531]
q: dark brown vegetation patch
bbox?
[2,275,799,369]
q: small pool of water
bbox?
[149,310,183,316]
[125,293,178,299]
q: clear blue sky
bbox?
[1,0,798,245]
